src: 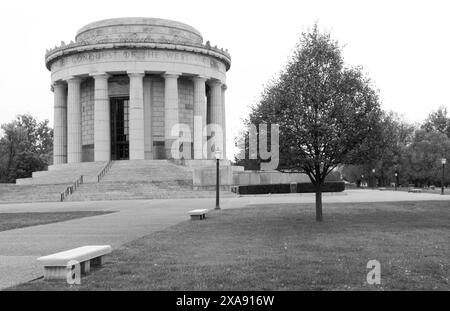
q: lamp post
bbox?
[361,175,364,188]
[372,169,376,189]
[215,148,222,209]
[441,158,447,195]
[394,171,399,191]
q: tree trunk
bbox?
[315,183,323,222]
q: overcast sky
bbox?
[0,0,449,156]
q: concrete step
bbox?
[16,162,107,185]
[66,180,235,201]
[101,160,193,183]
[0,184,69,203]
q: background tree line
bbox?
[342,106,450,188]
[0,114,53,183]
[236,104,450,188]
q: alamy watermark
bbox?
[366,260,381,285]
[169,119,280,170]
[66,259,81,285]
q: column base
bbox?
[53,156,67,165]
[144,151,154,160]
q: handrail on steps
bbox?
[60,175,83,202]
[59,161,112,202]
[97,161,112,182]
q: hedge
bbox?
[297,181,345,193]
[232,182,345,195]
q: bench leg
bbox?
[190,214,206,220]
[43,258,101,281]
[81,260,90,274]
[90,256,102,267]
[43,266,68,280]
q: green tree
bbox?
[370,111,416,186]
[402,130,450,186]
[242,24,383,221]
[421,106,450,137]
[0,114,53,183]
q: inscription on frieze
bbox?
[52,49,225,73]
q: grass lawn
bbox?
[0,211,113,232]
[10,201,450,291]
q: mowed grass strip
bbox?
[11,201,450,291]
[0,211,114,232]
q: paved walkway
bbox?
[0,189,448,289]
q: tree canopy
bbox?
[421,106,450,137]
[0,114,53,183]
[237,24,384,221]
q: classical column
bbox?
[193,76,207,159]
[91,73,110,162]
[128,72,145,160]
[143,76,153,159]
[221,84,227,160]
[53,82,67,165]
[209,80,223,158]
[206,87,212,159]
[163,72,180,159]
[67,77,82,163]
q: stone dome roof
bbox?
[75,17,203,45]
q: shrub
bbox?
[233,182,345,195]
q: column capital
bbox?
[52,80,67,87]
[66,76,82,84]
[90,72,111,79]
[128,71,145,78]
[143,75,154,83]
[192,75,208,83]
[51,81,66,92]
[221,84,228,90]
[163,72,181,79]
[207,79,222,87]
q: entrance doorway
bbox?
[110,97,129,160]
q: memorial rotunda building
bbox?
[13,17,307,196]
[46,17,230,164]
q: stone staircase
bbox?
[2,160,234,203]
[100,160,192,182]
[66,180,233,201]
[0,184,69,203]
[1,162,108,203]
[67,160,234,201]
[16,162,107,185]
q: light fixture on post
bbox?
[394,171,399,191]
[215,147,222,209]
[372,168,376,189]
[441,158,447,195]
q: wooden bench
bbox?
[37,245,112,280]
[189,209,209,220]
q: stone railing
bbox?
[60,175,83,202]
